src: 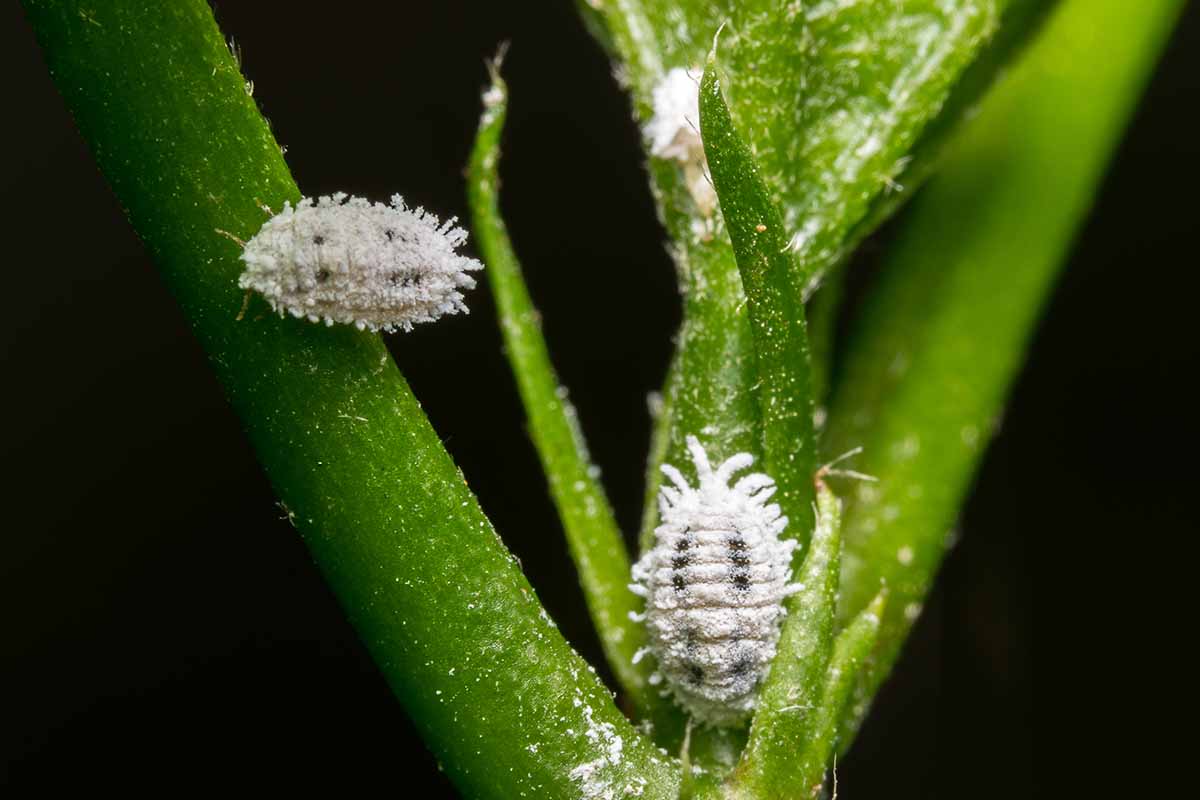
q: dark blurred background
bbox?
[4,2,1197,796]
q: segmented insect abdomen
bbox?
[238,193,481,332]
[631,436,798,726]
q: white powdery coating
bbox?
[644,67,703,162]
[569,701,640,800]
[239,193,482,332]
[631,436,798,726]
[643,68,716,219]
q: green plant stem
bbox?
[731,482,842,798]
[799,589,886,783]
[823,0,1186,747]
[23,2,680,797]
[584,149,760,772]
[467,62,647,699]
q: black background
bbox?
[4,2,1197,796]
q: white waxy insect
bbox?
[644,66,703,163]
[237,193,482,332]
[643,67,717,218]
[631,435,799,726]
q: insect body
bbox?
[238,193,482,332]
[643,66,716,218]
[631,436,798,726]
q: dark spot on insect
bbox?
[731,569,751,592]
[384,229,395,241]
[672,573,688,593]
[683,627,699,650]
[687,663,705,684]
[730,551,750,567]
[675,535,691,552]
[389,272,420,288]
[315,269,331,283]
[313,235,325,245]
[726,536,747,551]
[671,553,691,570]
[730,654,755,677]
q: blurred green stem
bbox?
[823,0,1186,745]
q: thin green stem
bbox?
[730,482,843,798]
[467,61,647,700]
[802,589,887,779]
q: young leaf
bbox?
[22,2,681,797]
[776,0,1006,293]
[731,481,843,798]
[822,0,1187,747]
[580,1,1023,293]
[808,0,1062,408]
[849,0,1062,244]
[467,54,648,702]
[699,52,817,538]
[799,589,887,791]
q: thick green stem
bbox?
[23,2,679,797]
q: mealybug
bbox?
[631,436,799,726]
[644,67,703,163]
[236,193,482,332]
[643,67,716,218]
